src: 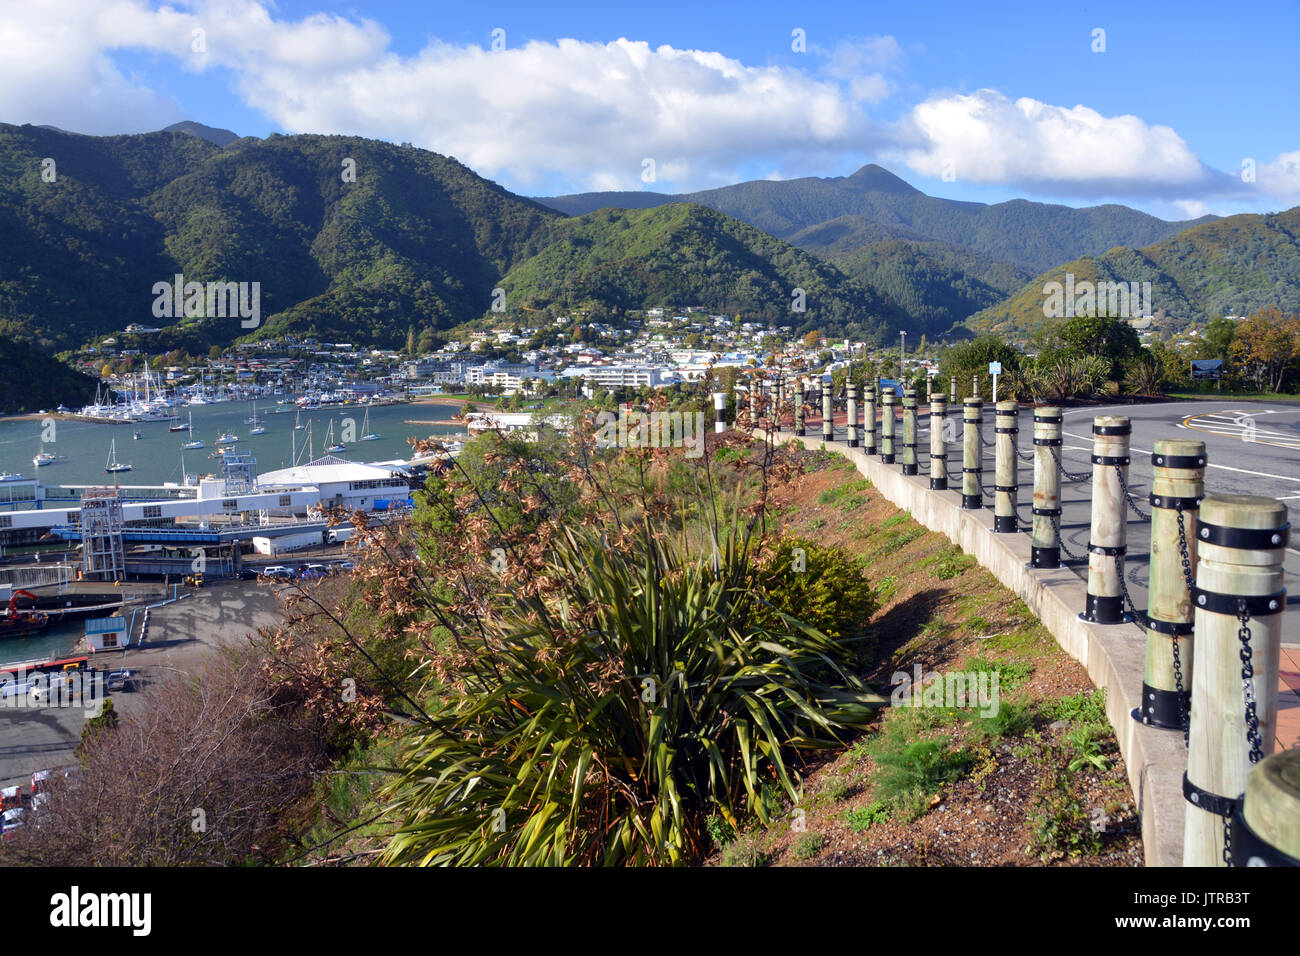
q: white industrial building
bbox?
[256,455,413,514]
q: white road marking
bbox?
[1062,429,1300,482]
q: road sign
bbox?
[1190,359,1223,381]
[988,361,1002,375]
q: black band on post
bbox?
[1190,587,1286,617]
[962,494,982,510]
[1031,546,1060,569]
[1152,452,1207,469]
[1231,806,1300,867]
[1183,773,1239,818]
[1150,494,1203,511]
[1033,437,1063,446]
[1081,594,1125,624]
[1133,683,1191,731]
[1091,454,1130,466]
[1093,424,1132,436]
[930,478,948,490]
[1032,506,1062,517]
[1087,543,1126,556]
[1034,414,1062,423]
[1196,521,1290,551]
[993,515,1017,533]
[994,426,1019,434]
[1145,616,1195,636]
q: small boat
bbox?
[294,409,305,430]
[0,590,49,640]
[216,432,239,445]
[245,401,263,426]
[168,409,190,432]
[132,431,142,440]
[323,420,345,454]
[358,408,380,442]
[105,439,131,474]
[183,438,204,450]
[0,473,25,482]
[32,451,56,467]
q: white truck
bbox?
[252,530,323,557]
[326,526,355,544]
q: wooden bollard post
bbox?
[1231,750,1300,866]
[863,383,876,455]
[962,397,982,510]
[881,388,897,464]
[901,385,918,475]
[712,392,727,434]
[776,375,784,431]
[794,379,805,436]
[1183,494,1288,867]
[950,376,959,405]
[1031,407,1062,568]
[929,393,948,490]
[993,401,1019,533]
[821,376,834,443]
[846,382,859,447]
[1082,416,1131,623]
[1138,440,1206,730]
[971,374,979,401]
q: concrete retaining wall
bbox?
[766,430,1186,867]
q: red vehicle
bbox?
[0,589,49,639]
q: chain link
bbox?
[1050,447,1092,482]
[1237,598,1265,766]
[1016,447,1035,463]
[1171,502,1194,746]
[1114,464,1151,520]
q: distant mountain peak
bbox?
[845,164,921,194]
[161,121,240,148]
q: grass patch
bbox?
[932,544,976,580]
[817,478,872,511]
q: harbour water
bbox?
[0,399,463,486]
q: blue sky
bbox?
[5,0,1298,217]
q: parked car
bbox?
[261,565,295,581]
[30,770,50,794]
[300,564,329,579]
[238,567,260,580]
[1,807,25,837]
[106,669,133,692]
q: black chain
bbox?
[1114,465,1151,520]
[1174,504,1196,592]
[1016,447,1035,463]
[1223,815,1233,866]
[1050,447,1092,482]
[1237,599,1265,766]
[1050,515,1085,561]
[1171,502,1195,746]
[1114,551,1147,626]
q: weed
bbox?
[720,832,771,867]
[791,832,825,861]
[934,545,976,580]
[845,800,892,831]
[819,775,852,804]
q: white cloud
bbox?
[1257,151,1300,203]
[890,89,1216,198]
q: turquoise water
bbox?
[0,399,461,486]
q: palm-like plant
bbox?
[1123,358,1166,396]
[380,521,885,866]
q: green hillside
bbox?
[830,239,1032,335]
[0,340,97,414]
[0,125,560,352]
[537,165,1211,272]
[966,208,1300,340]
[496,203,910,341]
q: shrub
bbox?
[792,832,826,860]
[380,525,887,867]
[754,537,880,667]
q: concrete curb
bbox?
[766,430,1187,867]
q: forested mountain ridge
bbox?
[537,164,1213,272]
[966,207,1300,340]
